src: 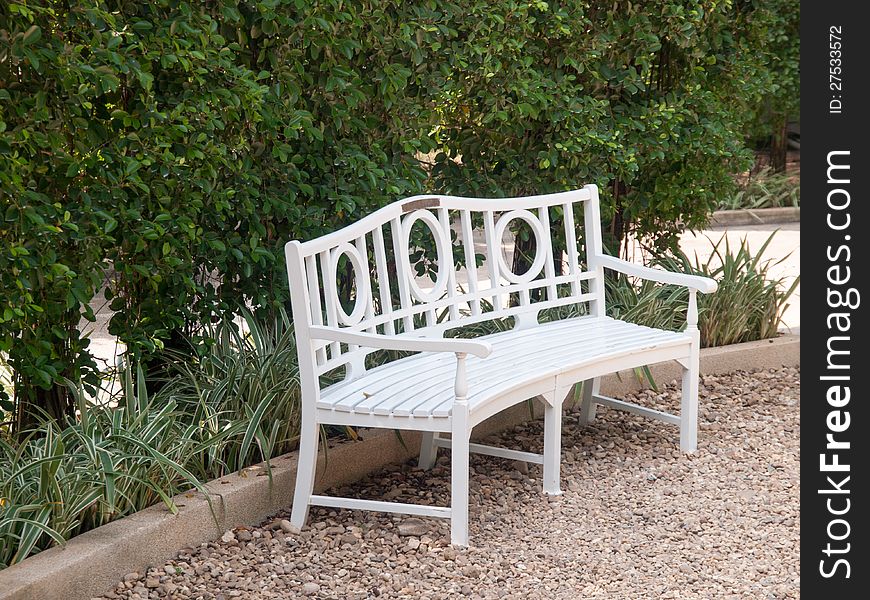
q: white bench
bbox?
[284,185,716,546]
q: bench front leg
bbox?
[290,414,320,529]
[542,395,564,496]
[450,352,471,547]
[680,290,701,452]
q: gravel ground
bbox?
[99,367,800,600]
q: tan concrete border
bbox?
[709,207,799,227]
[0,334,799,600]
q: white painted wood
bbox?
[538,205,558,302]
[304,254,328,366]
[451,385,470,547]
[418,432,439,469]
[439,207,461,322]
[680,331,701,452]
[459,209,482,315]
[482,210,503,311]
[284,185,715,546]
[591,394,681,426]
[318,250,341,361]
[596,255,718,293]
[285,241,321,531]
[390,216,414,333]
[687,289,699,331]
[543,393,564,495]
[402,209,450,304]
[578,377,601,424]
[432,437,545,465]
[309,495,452,519]
[583,184,606,317]
[309,325,492,357]
[371,225,395,335]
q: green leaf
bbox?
[22,25,42,45]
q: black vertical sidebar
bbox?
[801,2,870,597]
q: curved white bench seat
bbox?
[284,185,716,546]
[317,316,691,427]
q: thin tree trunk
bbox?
[770,114,789,173]
[609,179,628,259]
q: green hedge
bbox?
[1,0,796,426]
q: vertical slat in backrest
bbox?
[354,234,375,334]
[582,183,606,317]
[459,209,482,316]
[562,197,581,298]
[481,209,504,312]
[286,186,599,385]
[371,225,395,335]
[389,215,415,334]
[538,205,558,303]
[439,206,460,322]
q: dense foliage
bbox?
[747,0,800,171]
[1,1,798,425]
[429,0,771,256]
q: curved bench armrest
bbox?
[594,255,718,294]
[309,326,493,358]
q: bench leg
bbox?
[578,377,600,425]
[290,419,320,529]
[450,405,470,547]
[680,343,700,453]
[418,432,438,470]
[542,398,563,495]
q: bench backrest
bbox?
[285,184,605,389]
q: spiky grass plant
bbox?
[0,366,210,569]
[720,167,800,210]
[0,309,305,568]
[611,232,799,347]
[653,233,798,346]
[158,307,303,479]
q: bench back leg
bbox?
[578,377,601,425]
[418,432,439,470]
[290,418,320,528]
[679,341,701,453]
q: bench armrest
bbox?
[309,326,493,358]
[594,255,718,294]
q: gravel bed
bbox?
[98,367,799,600]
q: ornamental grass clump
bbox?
[718,167,800,210]
[158,308,303,478]
[0,366,209,569]
[0,309,305,568]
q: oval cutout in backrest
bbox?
[402,209,449,303]
[330,242,370,326]
[494,209,547,284]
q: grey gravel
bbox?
[99,367,799,599]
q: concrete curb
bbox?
[709,207,799,227]
[0,334,800,600]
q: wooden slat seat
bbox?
[318,317,691,422]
